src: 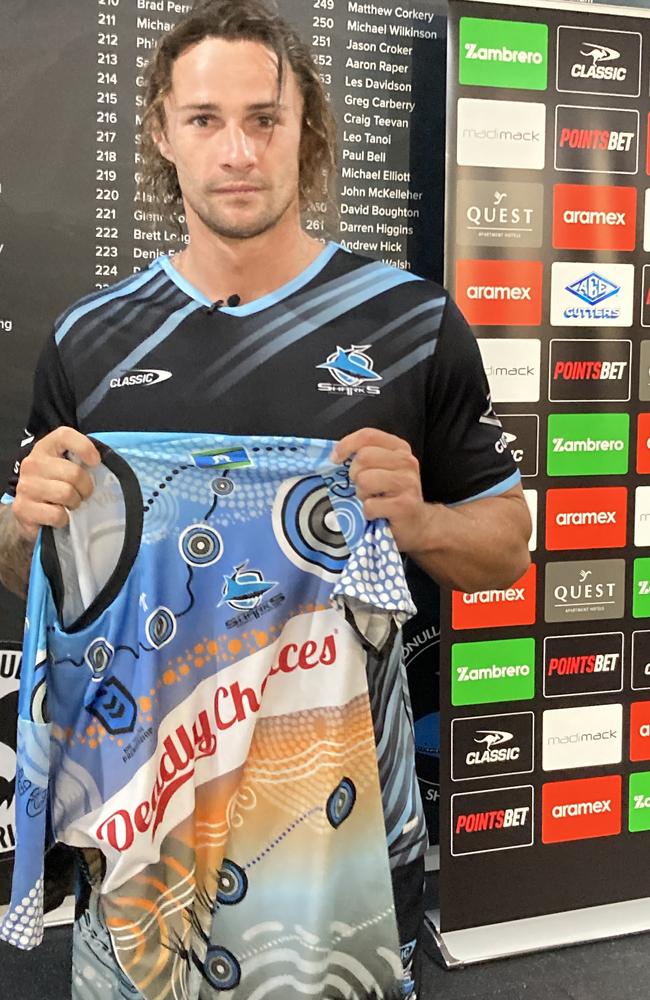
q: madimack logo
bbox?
[549,339,631,403]
[555,105,639,175]
[552,184,637,252]
[456,260,543,326]
[546,487,627,551]
[542,703,622,771]
[556,26,642,98]
[451,712,534,781]
[452,565,536,630]
[542,775,621,844]
[451,785,534,856]
[543,631,623,698]
[457,98,546,171]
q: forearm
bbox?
[0,505,35,599]
[407,493,531,593]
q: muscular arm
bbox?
[0,506,35,599]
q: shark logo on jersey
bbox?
[218,562,278,611]
[317,345,382,397]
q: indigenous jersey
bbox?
[1,431,417,1000]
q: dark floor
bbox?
[0,925,648,1000]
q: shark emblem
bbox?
[317,345,383,387]
[218,562,278,611]
[474,730,513,749]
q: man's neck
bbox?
[170,219,326,307]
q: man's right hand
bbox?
[12,428,101,543]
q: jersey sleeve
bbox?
[3,333,77,503]
[420,296,520,506]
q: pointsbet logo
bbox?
[451,711,534,781]
[455,259,543,326]
[542,703,622,771]
[546,487,627,551]
[543,631,623,698]
[629,772,650,833]
[459,17,548,90]
[552,184,637,251]
[555,105,639,175]
[549,339,631,403]
[452,564,536,630]
[451,785,534,855]
[451,637,535,706]
[542,775,621,843]
[556,26,642,98]
[547,413,629,477]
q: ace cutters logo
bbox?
[456,180,544,249]
[544,559,625,624]
[542,775,621,844]
[455,260,543,326]
[451,785,534,856]
[552,184,637,252]
[459,17,548,90]
[457,98,546,170]
[550,262,634,328]
[452,565,536,631]
[549,339,631,403]
[546,487,627,551]
[451,712,534,781]
[556,26,642,98]
[543,632,623,698]
[542,703,622,771]
[555,105,639,174]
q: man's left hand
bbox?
[331,428,429,554]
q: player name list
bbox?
[91,0,445,288]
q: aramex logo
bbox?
[556,511,615,524]
[452,565,536,630]
[456,260,543,327]
[542,775,621,843]
[553,184,636,252]
[467,285,531,300]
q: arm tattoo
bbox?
[0,506,35,599]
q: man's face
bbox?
[157,38,304,241]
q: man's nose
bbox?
[218,122,257,170]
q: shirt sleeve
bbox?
[3,333,77,503]
[420,296,520,506]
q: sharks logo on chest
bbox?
[316,345,383,396]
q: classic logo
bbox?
[451,637,535,707]
[632,631,650,691]
[544,559,625,624]
[543,632,623,698]
[556,26,642,97]
[542,703,622,771]
[630,702,650,762]
[497,415,539,477]
[316,344,382,396]
[629,771,650,833]
[459,17,548,90]
[552,184,636,251]
[477,339,541,404]
[641,267,650,329]
[457,98,546,170]
[550,262,634,327]
[452,565,536,631]
[451,785,534,856]
[109,369,173,389]
[542,775,621,843]
[451,712,534,781]
[546,487,627,551]
[455,260,543,326]
[547,413,629,477]
[549,339,631,403]
[634,558,650,620]
[456,180,544,249]
[555,105,639,174]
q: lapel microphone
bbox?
[204,294,241,314]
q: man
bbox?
[0,1,531,997]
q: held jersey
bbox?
[1,431,420,1000]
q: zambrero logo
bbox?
[459,17,548,90]
[451,637,535,706]
[547,413,629,477]
[317,344,382,396]
[542,775,621,843]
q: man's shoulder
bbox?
[338,247,449,309]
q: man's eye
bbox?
[257,115,276,129]
[191,115,211,127]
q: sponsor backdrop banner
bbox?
[0,0,448,906]
[442,0,650,939]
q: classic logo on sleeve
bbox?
[542,775,621,843]
[552,184,637,251]
[477,339,541,404]
[555,105,639,174]
[549,339,631,403]
[543,632,623,698]
[457,98,546,170]
[451,785,534,855]
[550,262,634,327]
[452,565,536,630]
[546,487,627,551]
[547,413,629,477]
[459,17,548,90]
[451,637,535,706]
[556,26,642,97]
[542,703,622,771]
[544,559,625,624]
[451,712,534,781]
[497,415,539,477]
[456,180,544,248]
[632,631,650,691]
[455,260,543,326]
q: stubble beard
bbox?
[189,187,298,241]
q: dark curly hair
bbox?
[138,0,337,234]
